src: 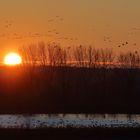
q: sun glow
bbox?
[4,53,22,65]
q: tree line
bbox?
[19,42,140,69]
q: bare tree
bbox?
[19,42,139,69]
[117,52,140,68]
[20,44,38,67]
[129,52,140,68]
[74,45,86,67]
[47,43,67,66]
[38,42,47,67]
[47,43,57,66]
[118,53,130,68]
[93,49,101,68]
[100,48,115,68]
[85,46,94,67]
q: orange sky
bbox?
[0,0,140,59]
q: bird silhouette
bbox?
[60,18,63,21]
[132,27,140,31]
[48,19,54,22]
[134,43,137,46]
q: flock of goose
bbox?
[0,16,79,42]
[0,16,139,52]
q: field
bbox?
[0,66,139,114]
[1,55,140,138]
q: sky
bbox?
[0,0,140,59]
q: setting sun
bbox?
[4,53,22,65]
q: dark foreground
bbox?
[0,128,140,140]
[0,66,140,114]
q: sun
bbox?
[4,53,22,65]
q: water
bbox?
[0,114,140,129]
